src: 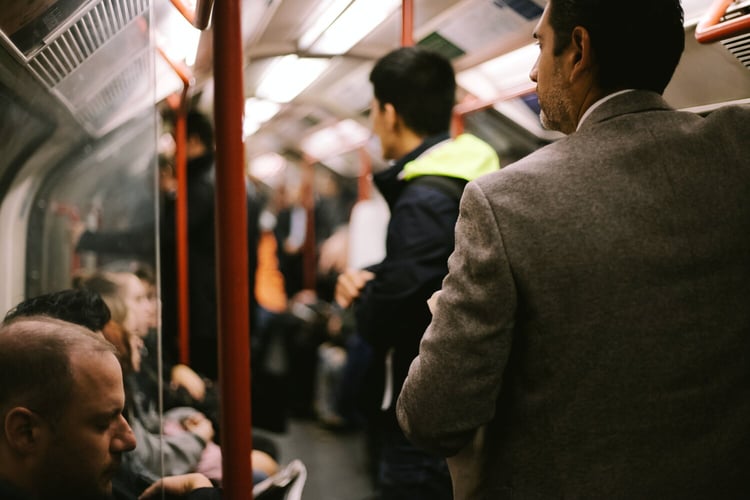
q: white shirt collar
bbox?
[576,89,636,131]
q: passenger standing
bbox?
[0,317,137,500]
[335,47,499,499]
[161,110,261,380]
[396,1,750,498]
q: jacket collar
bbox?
[578,90,673,133]
[374,132,451,206]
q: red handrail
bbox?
[213,0,253,495]
[158,48,193,366]
[402,0,414,47]
[451,82,536,136]
[695,0,750,43]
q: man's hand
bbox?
[138,473,212,498]
[335,269,375,308]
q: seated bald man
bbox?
[0,316,136,500]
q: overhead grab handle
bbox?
[695,0,750,44]
[169,0,215,30]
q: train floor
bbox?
[257,418,378,500]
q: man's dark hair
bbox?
[3,289,111,332]
[548,0,684,94]
[187,110,215,149]
[369,46,456,136]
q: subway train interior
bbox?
[1,0,749,498]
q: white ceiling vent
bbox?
[7,0,152,136]
[723,33,750,70]
[717,1,750,71]
[28,0,149,85]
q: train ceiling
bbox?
[1,0,749,179]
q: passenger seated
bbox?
[109,269,218,428]
[79,272,223,481]
[2,290,297,499]
[0,316,137,499]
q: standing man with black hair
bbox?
[335,46,499,499]
[397,0,750,498]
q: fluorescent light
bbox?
[456,44,538,101]
[157,8,201,66]
[154,52,185,103]
[681,0,721,25]
[300,119,370,160]
[256,55,330,103]
[249,152,287,183]
[310,0,401,55]
[299,0,354,50]
[243,97,281,138]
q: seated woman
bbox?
[79,272,278,485]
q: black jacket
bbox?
[354,133,462,429]
[161,152,260,379]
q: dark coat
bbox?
[0,481,30,500]
[161,152,260,379]
[355,132,499,430]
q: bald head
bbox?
[0,316,117,423]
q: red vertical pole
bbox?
[214,0,253,496]
[402,0,414,47]
[174,97,191,366]
[159,49,193,367]
[301,156,317,291]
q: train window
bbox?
[0,83,54,199]
[463,105,551,166]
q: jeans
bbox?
[378,428,452,500]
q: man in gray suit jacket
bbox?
[397,0,750,498]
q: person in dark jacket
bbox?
[335,47,499,499]
[160,110,260,380]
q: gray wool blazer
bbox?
[397,91,750,500]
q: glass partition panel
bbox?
[0,0,186,494]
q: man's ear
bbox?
[568,25,594,83]
[383,102,400,132]
[3,407,47,454]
